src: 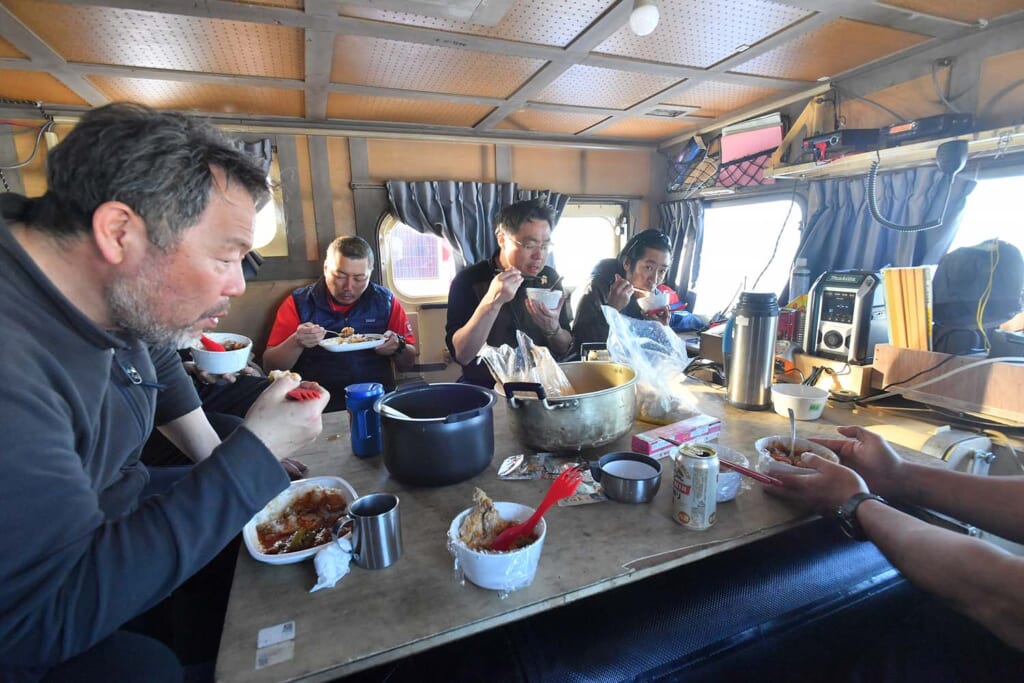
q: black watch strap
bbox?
[837,492,886,541]
[393,334,407,355]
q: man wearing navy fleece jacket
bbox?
[0,103,328,682]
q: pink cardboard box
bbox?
[631,414,722,459]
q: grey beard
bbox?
[107,277,197,348]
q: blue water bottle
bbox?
[345,382,384,458]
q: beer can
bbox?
[672,443,719,530]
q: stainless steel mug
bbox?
[724,292,779,410]
[343,493,402,569]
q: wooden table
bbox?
[215,383,927,682]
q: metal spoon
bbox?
[547,274,564,291]
[788,407,797,460]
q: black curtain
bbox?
[385,181,569,266]
[797,166,976,282]
[659,199,705,301]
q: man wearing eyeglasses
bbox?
[446,199,572,387]
[572,229,675,355]
[264,235,417,410]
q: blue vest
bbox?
[291,279,395,410]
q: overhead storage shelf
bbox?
[764,125,1024,181]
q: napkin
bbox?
[310,536,352,593]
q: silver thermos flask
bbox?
[725,292,779,410]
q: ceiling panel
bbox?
[661,80,784,117]
[495,108,609,134]
[337,0,614,48]
[0,70,89,106]
[595,0,812,68]
[883,0,1024,24]
[534,64,681,109]
[330,35,544,98]
[0,36,24,58]
[3,0,304,79]
[592,116,695,140]
[732,18,929,81]
[222,0,304,8]
[88,76,305,117]
[326,93,492,127]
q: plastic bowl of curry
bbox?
[243,476,358,565]
[754,435,839,476]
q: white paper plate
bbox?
[318,333,386,353]
[243,476,358,565]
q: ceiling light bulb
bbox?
[629,0,660,36]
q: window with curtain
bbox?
[691,195,803,319]
[379,214,457,301]
[550,202,626,292]
[947,173,1024,254]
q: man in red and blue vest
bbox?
[264,236,417,411]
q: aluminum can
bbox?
[672,443,719,530]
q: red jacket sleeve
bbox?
[387,298,417,345]
[266,296,301,347]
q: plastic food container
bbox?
[771,383,829,421]
[190,332,252,374]
[447,502,546,592]
[754,435,839,476]
[525,287,563,310]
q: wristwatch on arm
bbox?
[392,334,407,356]
[837,492,887,541]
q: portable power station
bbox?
[803,271,888,364]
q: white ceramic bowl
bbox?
[190,332,252,374]
[754,435,839,476]
[771,383,829,421]
[636,291,670,312]
[525,287,563,311]
[242,476,359,565]
[447,502,546,591]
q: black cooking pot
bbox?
[374,382,495,486]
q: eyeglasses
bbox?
[507,236,552,254]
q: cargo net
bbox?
[666,136,720,197]
[717,150,775,188]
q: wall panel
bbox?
[366,139,496,183]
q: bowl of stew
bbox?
[754,435,839,476]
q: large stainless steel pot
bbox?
[503,362,637,452]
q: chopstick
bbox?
[661,437,782,487]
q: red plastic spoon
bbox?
[489,466,583,551]
[199,334,226,351]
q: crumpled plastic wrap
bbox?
[477,330,574,397]
[602,305,698,424]
[310,536,352,593]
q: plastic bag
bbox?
[602,305,698,424]
[477,330,574,397]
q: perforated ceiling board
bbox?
[336,0,614,48]
[661,80,784,118]
[0,36,24,59]
[882,0,1024,24]
[495,109,609,134]
[533,65,681,109]
[732,18,929,81]
[3,0,304,79]
[88,76,305,118]
[592,117,695,141]
[0,70,89,106]
[222,0,303,8]
[326,93,492,127]
[594,0,811,68]
[330,35,544,98]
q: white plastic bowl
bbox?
[754,435,839,476]
[190,332,252,374]
[636,291,670,313]
[447,502,546,592]
[771,383,829,421]
[525,287,562,311]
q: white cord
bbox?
[861,356,1024,404]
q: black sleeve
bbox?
[445,269,481,363]
[571,280,611,355]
